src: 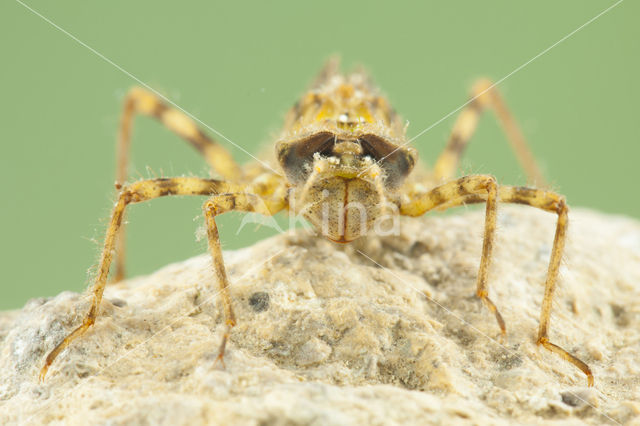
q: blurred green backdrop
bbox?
[1,1,638,309]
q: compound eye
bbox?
[276,132,335,184]
[360,134,417,188]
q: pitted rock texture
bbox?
[0,207,639,425]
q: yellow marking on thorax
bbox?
[283,73,403,139]
[313,86,380,129]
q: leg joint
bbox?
[543,195,568,215]
[473,174,497,193]
[485,176,498,192]
[471,78,495,108]
[204,200,219,217]
[125,86,162,116]
[556,198,568,215]
[116,185,138,204]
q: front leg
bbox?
[401,175,505,336]
[203,192,287,366]
[40,177,240,380]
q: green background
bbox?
[1,1,637,310]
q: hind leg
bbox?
[432,80,546,187]
[113,87,243,281]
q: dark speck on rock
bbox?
[249,292,270,312]
[560,391,585,408]
[109,298,127,308]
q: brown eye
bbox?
[360,134,417,188]
[276,132,335,184]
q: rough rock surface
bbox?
[1,207,639,425]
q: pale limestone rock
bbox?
[1,206,639,425]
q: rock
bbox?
[0,206,639,425]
